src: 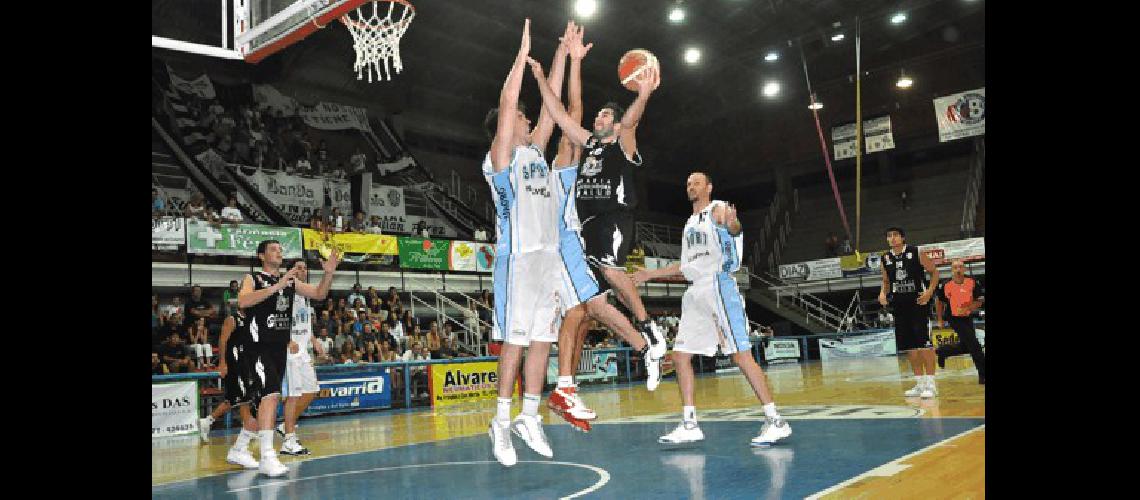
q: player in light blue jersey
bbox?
[633,172,791,447]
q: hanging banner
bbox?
[186,220,303,258]
[398,237,450,270]
[475,243,496,272]
[152,382,199,438]
[863,115,896,154]
[152,217,186,251]
[238,169,326,225]
[251,84,298,116]
[778,257,843,282]
[448,241,479,271]
[299,102,373,132]
[327,179,354,216]
[918,238,985,266]
[430,362,500,407]
[168,70,216,100]
[934,87,986,142]
[832,122,858,161]
[302,229,399,255]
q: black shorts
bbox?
[890,296,932,351]
[244,341,288,406]
[222,343,252,406]
[580,210,634,271]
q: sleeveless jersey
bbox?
[247,271,295,345]
[680,200,744,282]
[881,245,927,296]
[556,166,582,233]
[575,136,641,218]
[225,311,250,364]
[483,144,559,255]
[290,294,314,359]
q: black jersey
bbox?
[247,271,295,345]
[881,245,928,297]
[575,135,641,217]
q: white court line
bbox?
[226,460,610,500]
[805,424,986,499]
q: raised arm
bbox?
[296,250,341,300]
[712,202,743,236]
[618,66,660,158]
[526,57,593,147]
[490,19,532,172]
[554,23,592,169]
[238,272,288,309]
[531,22,574,154]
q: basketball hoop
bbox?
[339,0,415,83]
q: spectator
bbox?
[401,310,419,341]
[329,207,346,233]
[152,188,166,218]
[376,321,396,352]
[331,162,347,180]
[220,196,243,225]
[317,140,330,173]
[185,285,218,328]
[160,333,193,373]
[152,294,164,349]
[839,237,853,256]
[310,214,325,232]
[315,327,334,363]
[388,313,406,353]
[152,351,168,375]
[338,341,355,364]
[347,284,366,311]
[334,327,356,355]
[349,148,367,174]
[442,322,456,344]
[824,233,839,258]
[184,192,208,221]
[367,215,384,234]
[426,321,442,356]
[222,280,240,316]
[401,342,431,398]
[161,296,183,320]
[296,155,313,175]
[350,211,367,233]
[477,290,493,340]
[187,317,214,369]
[359,322,378,360]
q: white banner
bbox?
[779,257,843,282]
[449,241,478,271]
[918,237,985,266]
[152,217,186,250]
[152,382,199,438]
[764,339,802,363]
[239,169,327,225]
[328,179,354,216]
[863,115,896,154]
[168,70,216,100]
[819,331,898,361]
[832,116,895,160]
[299,102,372,132]
[252,84,298,116]
[934,87,985,142]
[367,185,407,219]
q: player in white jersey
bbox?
[633,172,791,447]
[276,261,326,456]
[541,24,666,433]
[481,19,572,467]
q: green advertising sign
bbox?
[398,237,450,270]
[186,220,304,258]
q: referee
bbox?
[934,259,986,384]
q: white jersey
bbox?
[483,145,559,255]
[290,295,314,359]
[556,166,582,232]
[680,200,744,283]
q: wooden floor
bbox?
[153,354,984,498]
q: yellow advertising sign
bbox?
[302,230,399,255]
[930,327,959,348]
[430,361,501,407]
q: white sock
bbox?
[682,405,697,423]
[915,375,924,385]
[496,397,512,422]
[522,394,540,416]
[285,432,296,443]
[762,403,780,420]
[259,430,275,456]
[235,429,255,449]
[557,376,575,389]
[926,375,936,386]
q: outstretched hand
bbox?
[564,22,593,60]
[321,248,341,273]
[517,18,531,58]
[525,57,546,80]
[635,65,660,94]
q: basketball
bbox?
[618,49,660,91]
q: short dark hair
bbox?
[483,102,527,141]
[256,239,281,255]
[690,171,712,185]
[601,102,626,122]
[885,226,906,238]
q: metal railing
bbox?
[748,271,847,332]
[403,274,492,356]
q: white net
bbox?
[340,0,415,83]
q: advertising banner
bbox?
[779,257,843,282]
[934,87,986,142]
[152,217,186,250]
[819,331,898,361]
[301,369,392,414]
[152,382,199,438]
[398,237,450,270]
[430,361,500,407]
[764,339,802,363]
[186,220,303,258]
[302,230,399,256]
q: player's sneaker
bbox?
[640,320,668,361]
[511,414,553,458]
[258,451,289,477]
[750,417,792,447]
[225,448,260,469]
[280,437,311,456]
[549,387,597,420]
[488,418,517,467]
[921,378,937,399]
[645,352,662,391]
[904,381,923,397]
[198,417,212,443]
[659,420,704,444]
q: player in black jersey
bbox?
[525,54,668,366]
[197,310,262,469]
[238,240,340,477]
[877,227,941,399]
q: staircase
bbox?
[746,272,846,334]
[402,274,492,356]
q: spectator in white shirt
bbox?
[367,215,384,234]
[346,284,366,311]
[401,342,431,398]
[220,196,243,225]
[329,207,346,233]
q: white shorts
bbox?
[282,351,319,396]
[492,249,564,346]
[673,274,753,357]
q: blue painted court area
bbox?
[153,418,984,499]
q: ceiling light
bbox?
[831,33,845,42]
[808,102,823,110]
[684,47,701,64]
[891,13,907,24]
[896,75,914,88]
[575,0,597,18]
[762,82,780,97]
[668,7,685,23]
[764,52,779,62]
